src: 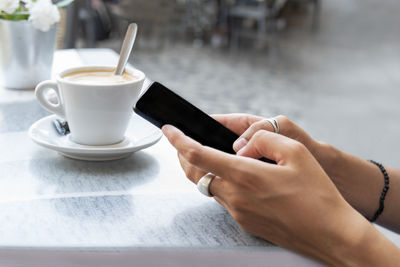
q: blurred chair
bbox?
[105,0,178,49]
[63,0,113,48]
[227,0,287,50]
[287,0,321,31]
[63,1,79,48]
[177,0,218,46]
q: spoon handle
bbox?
[115,23,138,76]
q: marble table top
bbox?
[0,49,321,266]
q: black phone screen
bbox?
[134,82,238,154]
[134,82,275,164]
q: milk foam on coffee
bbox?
[63,70,137,85]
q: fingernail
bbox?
[233,137,248,152]
[161,124,172,135]
[236,143,248,155]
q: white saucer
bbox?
[28,114,163,161]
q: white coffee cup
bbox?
[35,66,145,146]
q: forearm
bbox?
[338,214,400,267]
[317,142,400,232]
[315,206,400,267]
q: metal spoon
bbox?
[115,23,138,76]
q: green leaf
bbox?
[0,8,29,21]
[0,3,29,20]
[56,0,75,8]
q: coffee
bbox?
[63,69,137,85]
[35,66,145,145]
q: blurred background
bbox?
[57,0,400,169]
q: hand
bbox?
[227,114,317,154]
[213,114,340,182]
[174,113,264,184]
[214,114,335,174]
[216,114,400,230]
[162,124,396,266]
[174,113,337,204]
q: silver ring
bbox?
[197,173,215,197]
[266,118,280,134]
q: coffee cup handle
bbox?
[35,80,66,119]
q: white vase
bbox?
[0,19,57,90]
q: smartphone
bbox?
[133,82,275,164]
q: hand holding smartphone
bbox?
[133,82,275,164]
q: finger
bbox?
[178,153,207,184]
[178,153,233,207]
[237,130,308,165]
[214,195,233,213]
[233,115,317,156]
[206,175,237,212]
[162,125,244,181]
[208,175,229,199]
[211,113,263,135]
[233,118,279,152]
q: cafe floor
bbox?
[102,0,400,243]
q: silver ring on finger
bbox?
[266,118,280,134]
[197,173,215,197]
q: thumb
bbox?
[237,130,304,165]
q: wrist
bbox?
[340,215,400,266]
[314,141,342,178]
[321,205,400,267]
[329,207,373,266]
[313,143,386,218]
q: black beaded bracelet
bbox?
[368,160,390,222]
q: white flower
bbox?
[0,0,20,14]
[28,0,60,32]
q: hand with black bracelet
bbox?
[162,113,400,266]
